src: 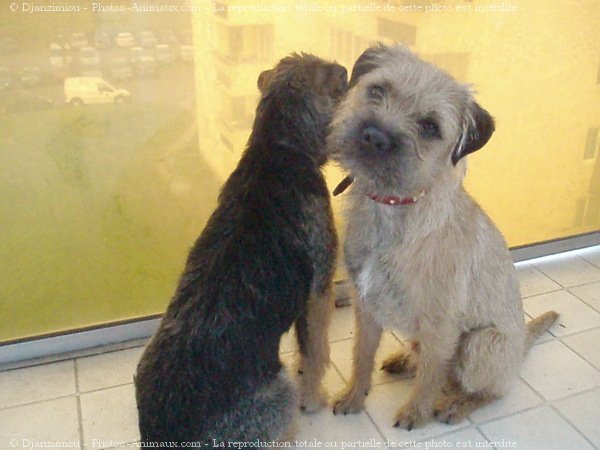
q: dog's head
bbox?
[328,44,494,195]
[254,54,348,163]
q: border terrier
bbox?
[328,45,558,429]
[135,54,347,444]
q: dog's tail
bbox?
[525,311,559,352]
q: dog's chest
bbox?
[355,252,419,335]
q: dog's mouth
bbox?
[332,174,426,206]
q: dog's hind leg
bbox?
[204,369,298,444]
[434,326,521,424]
[295,287,334,412]
[434,386,497,425]
[381,340,419,378]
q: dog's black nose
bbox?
[361,126,392,152]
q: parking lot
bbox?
[0,29,196,111]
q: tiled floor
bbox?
[2,246,600,450]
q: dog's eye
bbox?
[367,84,386,102]
[418,118,441,139]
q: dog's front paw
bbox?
[332,384,368,415]
[433,396,469,425]
[393,402,428,431]
[300,385,328,413]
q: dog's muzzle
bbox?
[361,126,392,153]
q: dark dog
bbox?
[135,54,347,445]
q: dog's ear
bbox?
[349,44,388,88]
[314,63,348,97]
[257,69,275,93]
[451,101,495,165]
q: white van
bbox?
[64,77,130,105]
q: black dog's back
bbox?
[135,54,347,444]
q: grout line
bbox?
[79,381,135,396]
[0,381,137,412]
[561,332,600,371]
[475,425,498,450]
[362,409,388,444]
[533,256,600,290]
[566,285,600,315]
[0,341,148,373]
[564,277,600,290]
[553,324,600,341]
[521,286,564,299]
[412,424,472,444]
[580,252,600,271]
[0,393,76,412]
[549,402,599,450]
[74,359,86,450]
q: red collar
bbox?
[368,190,425,206]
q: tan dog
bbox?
[328,45,558,430]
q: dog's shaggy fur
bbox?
[329,45,558,429]
[135,54,347,445]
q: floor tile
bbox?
[280,328,298,354]
[328,305,355,342]
[290,368,383,449]
[522,290,600,337]
[554,387,600,447]
[469,378,543,424]
[77,346,144,392]
[280,305,355,355]
[577,245,600,268]
[280,352,344,396]
[80,384,139,449]
[364,381,467,442]
[330,332,403,386]
[413,427,490,449]
[562,328,600,370]
[479,406,593,450]
[520,340,600,400]
[516,263,562,298]
[0,396,79,449]
[0,360,75,408]
[534,254,600,287]
[570,281,600,313]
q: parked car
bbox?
[49,43,66,69]
[76,47,101,77]
[64,77,130,105]
[19,66,43,86]
[158,29,178,45]
[95,30,112,49]
[2,91,54,113]
[115,32,135,47]
[108,57,132,81]
[78,64,102,77]
[0,67,11,90]
[129,46,145,64]
[139,30,157,48]
[78,47,100,66]
[70,32,88,50]
[155,44,175,64]
[136,55,157,77]
[179,45,193,62]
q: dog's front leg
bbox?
[393,316,459,430]
[333,305,382,414]
[296,288,334,413]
